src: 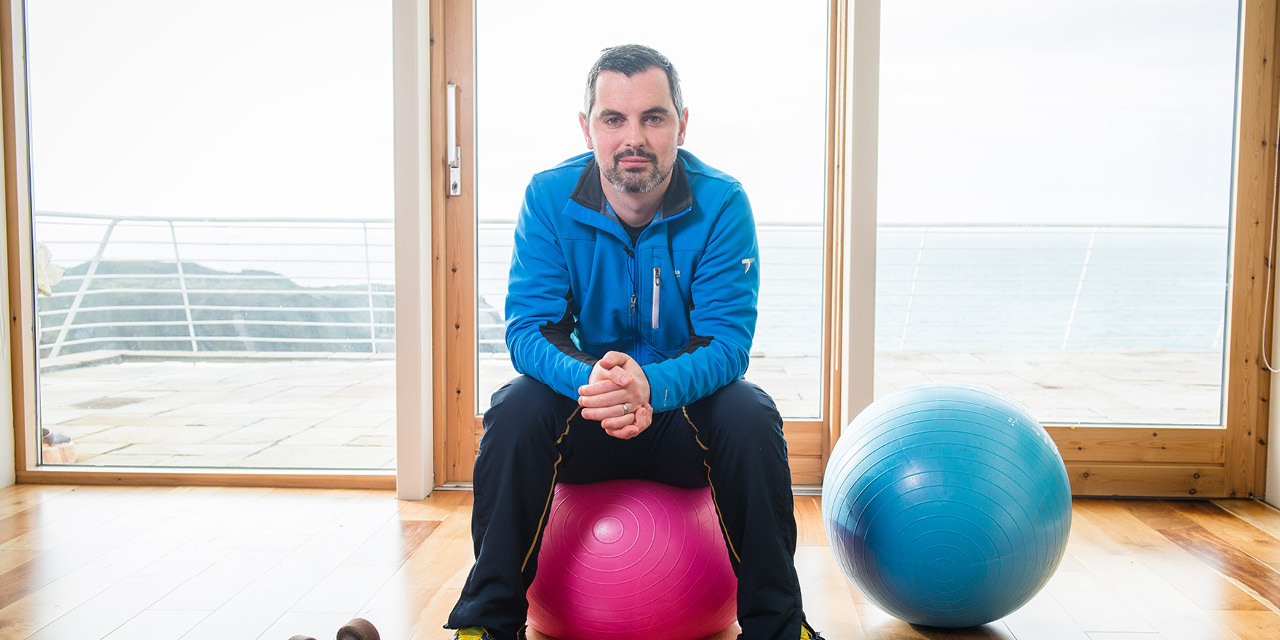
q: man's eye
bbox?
[604,117,622,126]
[645,116,664,124]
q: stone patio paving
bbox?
[36,349,1224,469]
[41,355,397,469]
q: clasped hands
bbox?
[578,351,653,440]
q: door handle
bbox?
[446,82,461,197]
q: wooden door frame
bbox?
[432,0,478,486]
[1220,0,1279,499]
[1035,0,1275,498]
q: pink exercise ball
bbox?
[526,479,738,640]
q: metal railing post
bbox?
[169,221,199,352]
[1061,228,1098,350]
[49,219,118,358]
[899,228,928,350]
[363,222,377,353]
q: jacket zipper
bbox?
[624,245,634,320]
[651,267,661,329]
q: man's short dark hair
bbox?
[584,44,684,117]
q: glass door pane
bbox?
[28,1,396,469]
[474,0,830,419]
[876,0,1238,425]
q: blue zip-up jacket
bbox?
[505,149,761,413]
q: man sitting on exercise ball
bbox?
[445,44,824,640]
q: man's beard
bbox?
[602,149,672,193]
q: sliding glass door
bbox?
[437,0,839,484]
[876,0,1238,427]
[25,0,397,471]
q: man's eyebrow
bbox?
[595,107,673,118]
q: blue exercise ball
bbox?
[821,382,1071,628]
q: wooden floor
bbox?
[1,486,1280,640]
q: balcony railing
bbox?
[33,212,1229,365]
[36,212,395,360]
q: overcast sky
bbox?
[878,0,1240,226]
[24,0,1240,226]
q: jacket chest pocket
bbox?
[647,252,695,351]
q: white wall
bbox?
[1270,402,1278,504]
[1,202,16,489]
[392,0,433,499]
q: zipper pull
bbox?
[630,294,637,317]
[651,267,661,330]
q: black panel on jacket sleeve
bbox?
[538,295,599,366]
[681,333,714,355]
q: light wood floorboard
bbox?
[0,487,1279,639]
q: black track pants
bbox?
[445,375,805,640]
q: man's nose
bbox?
[622,120,645,148]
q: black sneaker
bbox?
[801,620,825,640]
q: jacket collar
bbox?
[569,154,693,222]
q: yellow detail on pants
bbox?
[681,407,742,564]
[521,407,578,573]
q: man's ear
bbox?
[579,112,594,150]
[676,108,689,146]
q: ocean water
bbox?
[480,224,1231,355]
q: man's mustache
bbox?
[614,149,658,163]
